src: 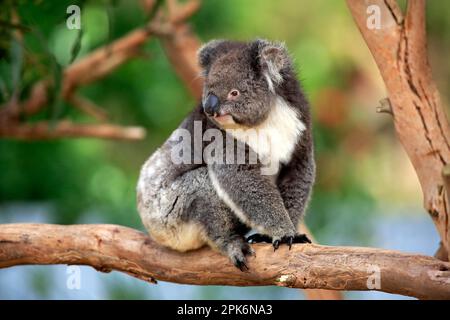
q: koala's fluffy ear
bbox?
[198,39,227,74]
[250,39,291,88]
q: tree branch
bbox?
[62,27,153,98]
[0,121,145,140]
[347,0,450,261]
[0,224,449,299]
[153,0,204,99]
[68,95,109,122]
[0,25,154,121]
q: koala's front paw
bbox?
[227,240,255,272]
[271,228,295,251]
[292,233,312,244]
[247,232,311,251]
[272,233,311,251]
[246,233,272,244]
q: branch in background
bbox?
[68,95,109,122]
[346,0,450,261]
[151,0,204,99]
[0,15,157,138]
[62,27,153,98]
[0,224,449,299]
[0,121,145,140]
[167,0,201,24]
[141,0,157,13]
[443,165,450,261]
[158,26,203,99]
[5,26,154,119]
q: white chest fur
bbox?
[227,96,305,173]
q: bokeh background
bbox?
[0,0,449,299]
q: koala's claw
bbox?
[247,233,312,251]
[230,251,250,272]
[287,236,293,250]
[234,259,249,272]
[228,240,254,272]
[293,233,312,244]
[273,239,280,251]
[284,234,310,250]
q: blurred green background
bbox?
[0,0,449,299]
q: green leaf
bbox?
[29,27,66,123]
[69,28,83,64]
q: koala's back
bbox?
[137,140,209,251]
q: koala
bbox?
[137,39,315,271]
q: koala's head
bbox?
[198,39,292,129]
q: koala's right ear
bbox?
[198,39,226,73]
[249,39,291,88]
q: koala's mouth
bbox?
[213,113,232,121]
[209,112,238,128]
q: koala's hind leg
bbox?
[173,168,254,268]
[138,162,253,270]
[185,178,254,271]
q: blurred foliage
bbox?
[0,0,449,299]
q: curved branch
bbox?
[0,224,449,299]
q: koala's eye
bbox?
[228,89,240,99]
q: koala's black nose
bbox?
[203,93,220,115]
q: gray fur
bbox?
[137,39,315,270]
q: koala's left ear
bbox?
[250,39,291,87]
